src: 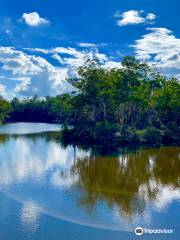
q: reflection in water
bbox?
[20,200,42,233]
[0,124,179,232]
[0,136,87,187]
[0,134,9,144]
[0,122,62,135]
[74,148,180,217]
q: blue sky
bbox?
[0,0,179,98]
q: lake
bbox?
[0,123,179,240]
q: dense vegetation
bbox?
[9,94,73,124]
[0,57,179,146]
[0,97,12,124]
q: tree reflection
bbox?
[0,134,9,144]
[73,147,180,216]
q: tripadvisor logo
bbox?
[135,227,174,236]
[135,227,143,236]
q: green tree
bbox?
[0,97,12,124]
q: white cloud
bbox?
[51,47,84,56]
[146,13,156,21]
[24,48,49,54]
[0,47,73,97]
[51,54,64,64]
[21,12,49,27]
[14,78,31,93]
[52,47,116,69]
[0,45,122,98]
[25,46,117,69]
[103,61,122,69]
[0,84,6,96]
[115,10,156,26]
[78,42,97,48]
[133,28,180,77]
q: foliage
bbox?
[0,56,179,146]
[9,94,73,124]
[0,97,12,124]
[69,57,180,145]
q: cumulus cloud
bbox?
[25,46,119,69]
[115,10,156,26]
[0,45,122,98]
[21,12,49,27]
[53,48,107,67]
[14,78,31,94]
[51,54,64,64]
[133,28,180,77]
[0,47,73,97]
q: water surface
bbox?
[0,123,179,240]
[0,122,62,134]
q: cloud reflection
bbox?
[0,131,179,231]
[0,136,89,188]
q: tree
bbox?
[67,57,180,145]
[0,97,12,124]
[1,56,179,146]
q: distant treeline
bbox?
[7,94,73,124]
[0,57,180,146]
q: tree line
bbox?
[0,57,179,146]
